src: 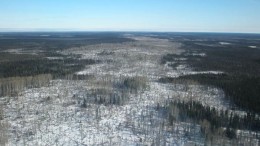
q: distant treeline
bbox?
[184,42,260,76]
[0,32,134,51]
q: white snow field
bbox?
[1,36,241,145]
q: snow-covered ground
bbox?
[248,46,257,48]
[1,36,246,145]
[219,42,231,45]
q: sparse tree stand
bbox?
[0,105,8,146]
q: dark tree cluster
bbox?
[79,77,148,107]
[160,74,260,114]
[165,101,260,139]
[79,88,129,107]
[121,76,148,93]
[0,56,98,78]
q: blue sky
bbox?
[0,0,260,33]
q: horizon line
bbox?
[0,28,260,35]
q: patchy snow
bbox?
[248,46,257,48]
[186,53,206,57]
[1,36,246,145]
[219,42,231,45]
[4,48,43,55]
[45,57,64,60]
[2,79,208,145]
[191,53,206,57]
[186,71,224,75]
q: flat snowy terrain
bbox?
[0,36,251,145]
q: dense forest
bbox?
[160,36,260,114]
[160,74,260,114]
[159,100,260,145]
[0,32,133,51]
[158,33,260,144]
[0,33,132,97]
[0,56,97,78]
